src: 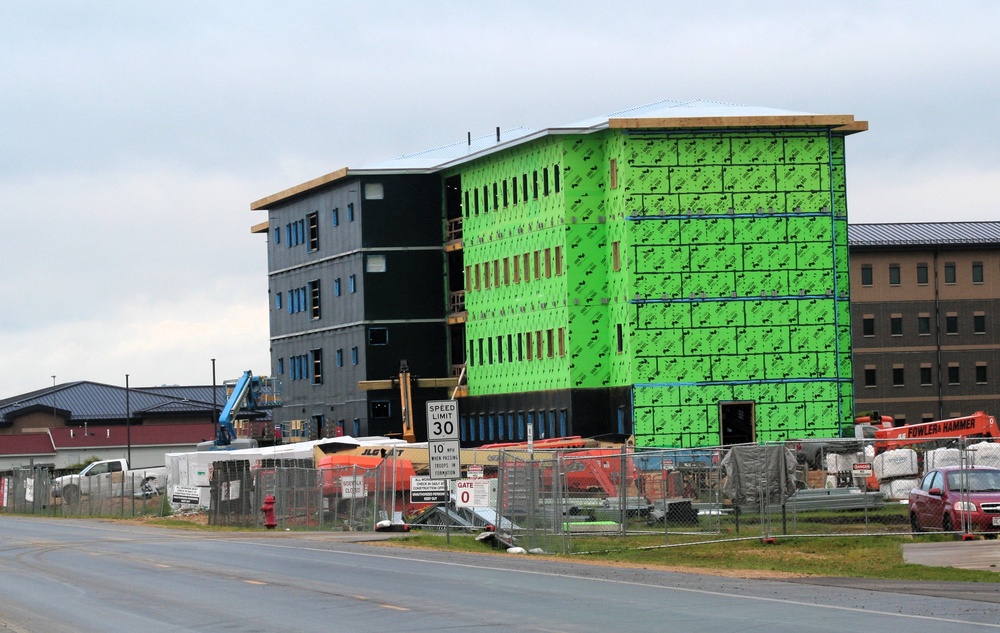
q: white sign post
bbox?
[426,399,461,544]
[426,399,461,481]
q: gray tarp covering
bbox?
[721,445,798,507]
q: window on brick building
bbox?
[861,265,873,286]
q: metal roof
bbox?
[253,99,865,210]
[848,222,1000,247]
[561,99,815,131]
[0,381,223,424]
[356,99,846,173]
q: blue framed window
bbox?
[353,418,360,436]
[275,292,282,310]
[334,278,341,296]
[349,275,356,293]
[351,346,358,365]
[371,401,390,418]
[478,415,485,442]
[507,413,514,441]
[332,208,339,226]
[273,227,281,244]
[559,409,567,437]
[336,349,343,367]
[517,411,525,440]
[277,358,284,375]
[347,202,354,222]
[368,327,388,346]
[285,223,292,247]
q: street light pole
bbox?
[125,374,131,466]
[211,358,218,436]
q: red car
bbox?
[909,466,1000,536]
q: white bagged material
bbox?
[880,477,920,500]
[863,445,875,461]
[967,441,1000,469]
[925,447,961,470]
[826,453,860,473]
[825,453,838,472]
[873,448,919,480]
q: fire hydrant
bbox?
[261,494,277,530]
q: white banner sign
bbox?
[341,476,367,499]
[455,479,490,508]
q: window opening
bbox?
[861,265,873,286]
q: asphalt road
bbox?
[903,539,1000,573]
[0,516,998,632]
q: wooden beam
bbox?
[250,220,269,234]
[358,379,396,391]
[251,167,350,210]
[833,120,869,134]
[414,377,461,388]
[358,377,461,391]
[608,114,862,130]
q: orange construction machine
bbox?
[856,411,999,454]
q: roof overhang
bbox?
[248,105,867,216]
[250,167,350,211]
[609,114,868,134]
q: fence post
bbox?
[662,454,669,544]
[619,446,627,537]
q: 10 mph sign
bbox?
[427,400,460,480]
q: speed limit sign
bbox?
[426,400,459,440]
[427,400,460,480]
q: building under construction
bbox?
[252,100,867,448]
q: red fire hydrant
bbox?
[261,494,277,530]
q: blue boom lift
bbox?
[214,371,282,448]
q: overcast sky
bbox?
[2,2,998,399]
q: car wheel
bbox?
[910,512,922,533]
[942,512,953,532]
[62,485,80,506]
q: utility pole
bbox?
[126,374,131,465]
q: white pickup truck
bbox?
[51,459,167,505]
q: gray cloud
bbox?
[2,1,998,396]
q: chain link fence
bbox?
[206,456,412,530]
[4,436,998,548]
[0,468,169,518]
[488,438,1000,553]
